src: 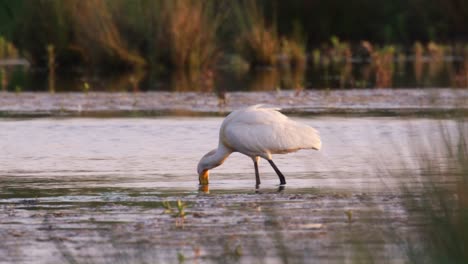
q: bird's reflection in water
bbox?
[198,185,285,195]
[198,185,210,194]
[255,185,285,194]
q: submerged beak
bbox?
[199,170,209,185]
[198,184,210,194]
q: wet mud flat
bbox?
[0,179,422,264]
[0,88,467,117]
[0,112,465,263]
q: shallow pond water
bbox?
[0,116,464,263]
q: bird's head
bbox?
[197,149,216,185]
[198,169,210,185]
[197,147,232,186]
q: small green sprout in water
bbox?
[176,200,186,218]
[345,210,353,223]
[162,200,173,214]
[177,252,185,263]
[235,244,243,256]
[162,200,187,218]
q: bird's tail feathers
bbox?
[309,128,322,150]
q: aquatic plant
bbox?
[330,36,351,65]
[406,123,468,263]
[47,45,55,71]
[362,41,395,88]
[47,44,55,93]
[169,70,214,92]
[454,50,468,88]
[162,199,187,219]
[396,49,406,76]
[312,48,321,66]
[324,37,353,88]
[177,252,185,263]
[6,42,19,59]
[64,0,146,68]
[344,210,353,223]
[427,41,445,79]
[413,42,425,85]
[226,54,250,75]
[377,119,468,264]
[0,36,18,60]
[176,199,186,218]
[0,67,6,92]
[14,85,22,94]
[375,46,395,88]
[15,0,144,68]
[248,68,280,91]
[162,200,173,213]
[234,0,280,67]
[279,65,306,93]
[82,82,90,94]
[280,22,307,68]
[155,0,225,71]
[0,37,4,59]
[339,54,353,88]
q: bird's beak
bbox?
[198,184,210,194]
[199,170,209,185]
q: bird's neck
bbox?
[207,144,232,169]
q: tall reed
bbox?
[280,22,307,68]
[64,0,146,68]
[401,122,468,264]
[0,36,18,59]
[332,37,353,88]
[362,41,395,88]
[413,42,425,85]
[427,41,445,79]
[156,0,225,71]
[453,46,468,88]
[330,36,350,64]
[47,44,55,93]
[234,0,280,67]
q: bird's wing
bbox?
[221,106,321,159]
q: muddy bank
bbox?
[0,89,467,117]
[1,115,465,263]
[0,183,412,264]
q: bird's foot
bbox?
[277,185,285,192]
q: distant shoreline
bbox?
[0,89,467,117]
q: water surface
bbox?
[0,116,462,263]
[1,117,456,190]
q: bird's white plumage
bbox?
[220,104,321,159]
[197,104,321,184]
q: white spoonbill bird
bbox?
[197,104,321,186]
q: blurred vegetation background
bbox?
[0,0,467,92]
[0,0,467,70]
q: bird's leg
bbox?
[253,157,261,187]
[268,160,286,185]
